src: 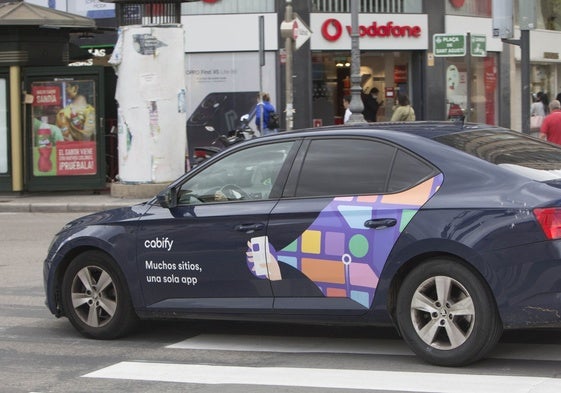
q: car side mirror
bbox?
[156,187,178,209]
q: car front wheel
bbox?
[396,259,502,366]
[61,250,138,339]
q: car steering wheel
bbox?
[219,184,251,200]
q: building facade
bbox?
[180,0,505,130]
[3,0,561,192]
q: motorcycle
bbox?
[191,114,256,167]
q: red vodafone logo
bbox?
[202,0,219,3]
[449,0,465,8]
[322,18,344,41]
[321,18,422,41]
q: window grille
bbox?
[312,0,406,13]
[118,2,181,26]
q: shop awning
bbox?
[0,1,96,29]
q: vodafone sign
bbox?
[321,19,421,41]
[311,13,428,50]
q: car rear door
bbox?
[264,136,441,316]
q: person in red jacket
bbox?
[540,100,561,145]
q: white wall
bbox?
[182,14,278,53]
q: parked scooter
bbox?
[192,114,256,167]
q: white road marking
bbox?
[83,362,561,393]
[167,334,412,355]
[167,334,561,362]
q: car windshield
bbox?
[434,129,561,181]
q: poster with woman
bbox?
[31,80,97,177]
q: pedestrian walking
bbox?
[343,95,352,123]
[530,91,549,133]
[540,99,561,145]
[255,92,278,136]
[361,87,381,122]
[390,94,415,122]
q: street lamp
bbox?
[348,0,365,123]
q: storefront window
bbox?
[445,53,498,125]
[445,0,491,17]
[537,0,561,31]
[530,64,553,99]
[0,78,7,174]
[312,51,411,125]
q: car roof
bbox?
[277,121,507,140]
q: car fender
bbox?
[48,224,143,314]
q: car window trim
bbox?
[174,139,302,207]
[283,135,440,199]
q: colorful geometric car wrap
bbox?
[247,174,444,308]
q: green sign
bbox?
[433,34,465,57]
[471,34,487,57]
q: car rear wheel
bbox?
[61,250,138,339]
[396,259,502,366]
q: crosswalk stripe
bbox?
[167,334,561,362]
[83,361,561,392]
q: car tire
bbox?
[396,258,502,366]
[61,250,138,339]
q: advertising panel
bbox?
[25,0,115,19]
[30,80,97,177]
[185,51,277,158]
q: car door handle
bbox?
[234,223,265,233]
[364,218,397,229]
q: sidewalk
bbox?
[0,191,150,213]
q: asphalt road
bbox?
[2,212,561,393]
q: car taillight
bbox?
[533,208,561,239]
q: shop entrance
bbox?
[311,51,412,125]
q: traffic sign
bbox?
[293,14,312,50]
[280,13,312,50]
[433,34,465,57]
[470,34,487,57]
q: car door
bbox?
[261,137,441,315]
[136,140,297,314]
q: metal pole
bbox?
[466,33,472,122]
[258,15,264,134]
[9,66,23,191]
[348,0,365,123]
[520,29,530,134]
[285,0,294,131]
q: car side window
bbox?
[388,149,437,192]
[178,141,294,204]
[294,138,395,197]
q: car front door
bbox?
[136,140,297,314]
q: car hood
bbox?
[57,202,151,234]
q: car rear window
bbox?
[434,130,561,181]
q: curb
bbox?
[0,200,147,213]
